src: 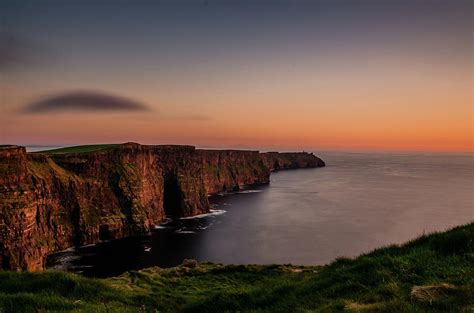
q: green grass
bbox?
[37,144,118,154]
[0,223,473,312]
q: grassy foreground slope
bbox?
[0,224,472,312]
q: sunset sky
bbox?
[1,0,473,152]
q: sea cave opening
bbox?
[163,174,183,218]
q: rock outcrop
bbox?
[261,152,325,171]
[0,143,324,271]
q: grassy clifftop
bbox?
[0,223,473,312]
[37,144,118,154]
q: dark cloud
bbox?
[22,91,151,113]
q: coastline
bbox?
[0,143,324,271]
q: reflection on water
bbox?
[47,151,474,277]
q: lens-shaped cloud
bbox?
[22,91,151,113]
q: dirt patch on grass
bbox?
[345,302,378,311]
[410,283,457,303]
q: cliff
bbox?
[0,143,324,271]
[261,151,325,171]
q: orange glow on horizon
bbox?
[2,0,472,153]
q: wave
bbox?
[161,218,173,224]
[237,190,263,194]
[51,254,81,265]
[69,265,94,269]
[175,230,196,234]
[216,189,263,196]
[179,209,226,220]
[153,225,171,229]
[81,243,98,248]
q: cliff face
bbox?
[199,150,270,195]
[0,143,324,271]
[261,152,325,171]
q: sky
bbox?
[1,0,473,152]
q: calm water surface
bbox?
[47,151,474,277]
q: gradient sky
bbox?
[1,0,473,152]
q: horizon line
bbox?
[7,142,474,155]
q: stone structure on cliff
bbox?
[0,143,324,271]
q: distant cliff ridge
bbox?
[262,151,326,171]
[0,143,325,271]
